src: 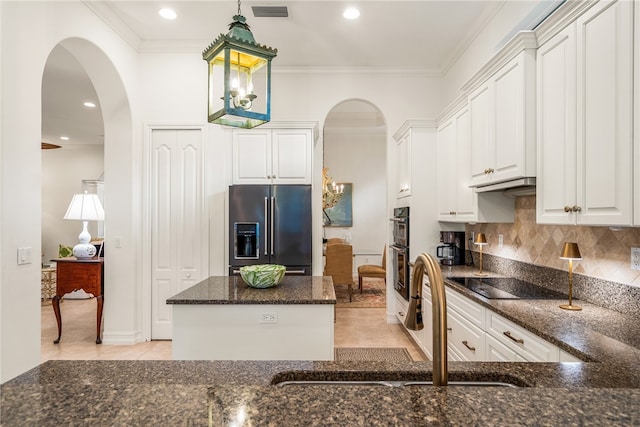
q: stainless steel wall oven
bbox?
[390,207,410,301]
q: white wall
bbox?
[323,129,387,255]
[0,1,140,382]
[41,146,104,263]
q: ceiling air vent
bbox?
[252,6,289,18]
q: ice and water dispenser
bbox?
[234,222,259,259]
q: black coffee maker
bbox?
[436,231,465,266]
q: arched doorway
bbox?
[39,37,135,346]
[323,99,387,293]
[323,99,387,252]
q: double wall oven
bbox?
[390,207,410,301]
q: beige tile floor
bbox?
[41,298,426,362]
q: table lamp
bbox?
[559,242,582,311]
[474,233,488,276]
[63,191,104,259]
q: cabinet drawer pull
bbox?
[564,206,572,212]
[462,340,476,352]
[503,331,524,344]
[572,205,582,212]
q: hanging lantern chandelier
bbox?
[202,0,278,128]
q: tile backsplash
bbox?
[466,196,640,288]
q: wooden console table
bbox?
[52,258,104,344]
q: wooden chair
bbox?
[326,238,344,245]
[357,245,386,293]
[324,243,354,302]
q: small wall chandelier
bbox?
[202,0,277,128]
[322,167,344,224]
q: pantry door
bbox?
[150,127,207,339]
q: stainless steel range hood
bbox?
[474,177,536,197]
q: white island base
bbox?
[172,303,334,360]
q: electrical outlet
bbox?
[260,312,278,324]
[631,248,640,270]
[498,234,504,248]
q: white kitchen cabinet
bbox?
[447,308,486,362]
[537,0,634,226]
[393,121,435,200]
[232,126,314,185]
[437,106,477,222]
[485,311,560,362]
[437,105,515,223]
[395,130,411,198]
[469,46,536,188]
[421,282,433,360]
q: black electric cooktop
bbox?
[448,277,568,300]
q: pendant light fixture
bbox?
[202,0,277,128]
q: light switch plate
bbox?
[17,247,32,265]
[498,234,504,248]
[631,248,640,270]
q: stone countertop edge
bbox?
[440,266,640,370]
[166,275,336,305]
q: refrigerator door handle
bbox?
[271,196,275,256]
[264,197,269,256]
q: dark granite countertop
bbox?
[166,275,336,305]
[439,266,640,375]
[2,359,640,426]
[3,268,640,425]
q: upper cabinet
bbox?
[468,39,537,188]
[395,129,412,198]
[537,0,634,226]
[437,105,478,222]
[232,124,316,185]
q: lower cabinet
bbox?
[401,285,583,362]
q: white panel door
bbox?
[271,129,312,184]
[469,83,493,187]
[436,118,456,220]
[536,24,578,225]
[232,129,272,184]
[151,128,205,339]
[576,0,633,226]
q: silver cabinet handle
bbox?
[285,269,306,275]
[462,340,476,352]
[503,331,524,344]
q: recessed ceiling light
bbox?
[60,136,69,141]
[343,7,360,20]
[159,8,177,20]
[83,101,96,108]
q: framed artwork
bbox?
[323,183,353,227]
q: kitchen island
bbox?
[166,275,336,360]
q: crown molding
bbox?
[82,1,141,50]
[460,31,538,93]
[393,119,437,140]
[534,0,598,46]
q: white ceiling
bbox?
[42,0,560,147]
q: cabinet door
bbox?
[271,129,312,184]
[447,309,486,361]
[469,83,494,187]
[453,107,477,221]
[436,119,457,220]
[536,25,578,225]
[575,0,633,226]
[232,130,272,184]
[396,132,411,198]
[492,52,534,184]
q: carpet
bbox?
[334,347,413,362]
[334,278,386,308]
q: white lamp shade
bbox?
[64,193,104,221]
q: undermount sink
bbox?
[276,380,520,388]
[270,371,530,388]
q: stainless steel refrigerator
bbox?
[228,184,312,275]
